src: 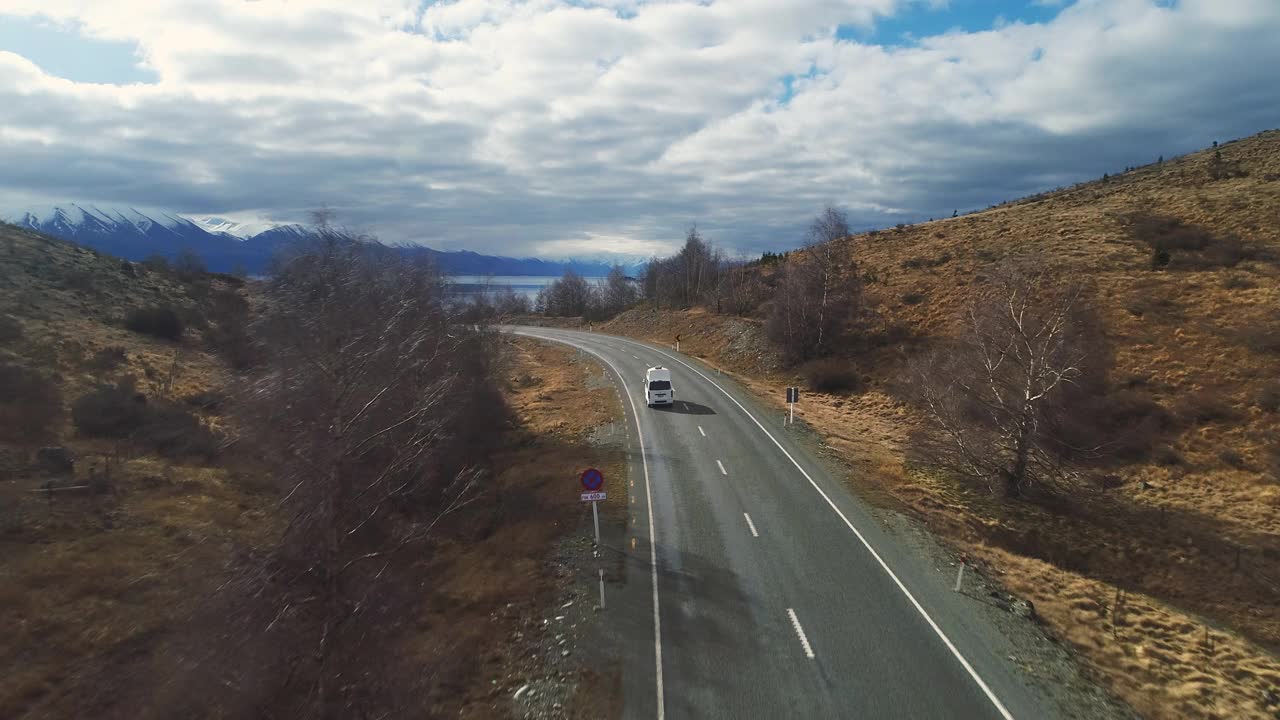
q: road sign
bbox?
[580,467,604,492]
[581,491,607,502]
[785,386,800,424]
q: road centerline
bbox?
[743,512,760,538]
[608,334,1016,720]
[787,608,816,660]
[716,459,728,476]
[698,425,706,437]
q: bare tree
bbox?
[639,226,725,310]
[718,258,766,316]
[539,269,595,317]
[598,263,637,317]
[230,232,503,717]
[910,267,1097,497]
[766,205,861,362]
[492,283,532,316]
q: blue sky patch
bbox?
[0,14,156,84]
[841,0,1072,47]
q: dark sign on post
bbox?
[785,387,800,424]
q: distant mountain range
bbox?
[0,203,637,277]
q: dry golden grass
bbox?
[417,335,628,718]
[1,224,630,717]
[596,130,1280,718]
[0,224,266,717]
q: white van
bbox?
[644,366,674,407]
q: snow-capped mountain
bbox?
[0,203,306,273]
[1,202,640,277]
[7,203,209,240]
[187,215,288,239]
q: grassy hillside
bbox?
[0,223,263,717]
[592,129,1280,719]
[0,224,629,718]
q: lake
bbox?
[448,275,603,299]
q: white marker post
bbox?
[954,555,968,593]
[599,568,606,609]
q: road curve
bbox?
[508,325,1064,720]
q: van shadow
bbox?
[653,400,716,415]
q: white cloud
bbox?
[0,0,1277,257]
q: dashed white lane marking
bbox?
[787,608,816,659]
[698,425,706,437]
[716,459,728,476]
[743,513,759,538]
[600,332,1015,720]
[632,354,642,360]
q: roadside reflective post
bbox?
[786,387,799,425]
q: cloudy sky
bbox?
[0,0,1277,259]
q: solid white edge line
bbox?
[744,512,760,538]
[787,608,816,659]
[698,425,706,437]
[511,330,665,720]
[716,459,728,476]
[605,333,1016,720]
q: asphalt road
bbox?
[509,326,1067,720]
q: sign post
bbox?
[785,387,800,425]
[579,467,606,545]
[675,333,681,353]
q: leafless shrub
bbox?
[0,362,63,442]
[1207,151,1248,181]
[125,305,184,341]
[1053,389,1174,463]
[202,286,256,368]
[1174,389,1241,425]
[801,358,861,394]
[173,249,208,283]
[1127,213,1255,270]
[85,345,128,372]
[72,377,148,439]
[1222,273,1256,290]
[1219,449,1249,470]
[1153,445,1184,466]
[1237,323,1280,355]
[909,267,1103,497]
[902,251,952,269]
[142,254,170,273]
[183,389,227,414]
[138,403,222,462]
